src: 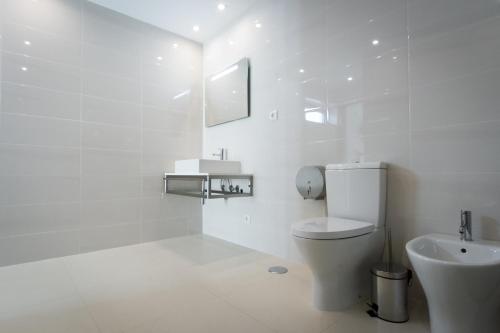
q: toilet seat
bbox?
[292,217,375,240]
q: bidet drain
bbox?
[268,266,288,274]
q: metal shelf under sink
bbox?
[162,173,254,204]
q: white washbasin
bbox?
[406,234,500,333]
[174,159,241,174]
[407,233,500,265]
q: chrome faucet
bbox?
[212,148,226,160]
[459,210,472,241]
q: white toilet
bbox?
[292,162,387,311]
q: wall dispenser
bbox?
[295,166,325,200]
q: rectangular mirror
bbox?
[205,58,250,127]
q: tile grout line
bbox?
[60,256,103,333]
[139,32,145,243]
[76,4,102,331]
[78,0,84,257]
[2,80,142,107]
[0,141,141,152]
[0,221,152,242]
[1,49,142,82]
[0,111,143,129]
[199,273,280,333]
[406,0,414,172]
[2,38,187,82]
[410,118,500,133]
[319,321,338,333]
[1,110,192,132]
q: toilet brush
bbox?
[387,227,393,267]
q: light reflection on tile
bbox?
[0,0,203,265]
[203,0,500,269]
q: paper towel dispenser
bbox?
[296,166,325,200]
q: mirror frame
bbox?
[204,58,250,127]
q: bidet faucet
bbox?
[459,210,472,241]
[212,148,226,160]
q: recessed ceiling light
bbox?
[217,3,226,11]
[392,56,398,60]
[24,40,31,46]
[193,25,200,32]
[376,55,382,59]
[371,39,380,46]
[157,56,163,61]
[20,67,28,71]
[255,20,262,28]
[299,68,305,73]
[173,43,179,49]
[347,76,353,81]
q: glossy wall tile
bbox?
[203,0,500,262]
[0,1,203,266]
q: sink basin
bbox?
[406,233,500,333]
[407,233,500,265]
[174,159,241,174]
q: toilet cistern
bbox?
[459,210,472,241]
[292,162,387,311]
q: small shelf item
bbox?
[163,173,254,204]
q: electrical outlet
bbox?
[243,215,251,225]
[269,109,278,121]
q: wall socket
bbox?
[269,109,278,121]
[243,215,251,225]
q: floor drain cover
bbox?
[268,266,288,274]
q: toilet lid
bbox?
[292,217,375,240]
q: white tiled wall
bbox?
[203,0,500,262]
[0,0,203,266]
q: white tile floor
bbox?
[0,235,430,333]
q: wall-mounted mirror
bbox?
[205,58,250,127]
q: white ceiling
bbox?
[89,0,258,43]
